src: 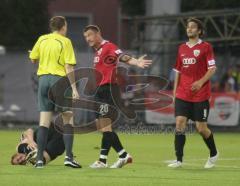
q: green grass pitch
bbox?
[0,131,239,186]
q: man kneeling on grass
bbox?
[10,123,74,167]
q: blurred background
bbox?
[0,0,240,132]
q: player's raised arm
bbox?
[22,128,37,150]
[119,54,152,69]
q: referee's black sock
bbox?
[99,132,112,164]
[36,126,49,162]
[174,131,186,162]
[63,124,74,159]
[111,132,127,158]
[203,133,217,157]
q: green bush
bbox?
[0,0,50,49]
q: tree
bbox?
[120,0,145,16]
[0,0,50,49]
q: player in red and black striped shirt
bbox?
[83,25,152,168]
[168,18,219,168]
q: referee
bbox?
[29,16,81,168]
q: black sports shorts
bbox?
[175,98,209,122]
[94,83,121,119]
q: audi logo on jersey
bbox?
[182,58,197,66]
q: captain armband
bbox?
[119,54,132,63]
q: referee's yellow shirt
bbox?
[29,33,76,77]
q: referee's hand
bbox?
[72,89,80,100]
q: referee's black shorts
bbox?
[175,98,210,122]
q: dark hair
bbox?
[11,153,17,165]
[83,25,101,33]
[49,16,66,32]
[186,17,204,37]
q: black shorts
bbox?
[34,124,65,161]
[175,98,209,122]
[94,84,121,118]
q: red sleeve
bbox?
[173,48,182,73]
[108,43,123,57]
[206,44,216,69]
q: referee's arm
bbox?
[65,63,76,87]
[65,64,79,99]
[64,40,79,99]
[29,37,41,63]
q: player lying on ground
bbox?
[11,124,65,166]
[83,25,152,169]
[168,17,219,169]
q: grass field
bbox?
[0,131,239,186]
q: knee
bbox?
[62,111,73,118]
[40,123,50,128]
[99,125,112,132]
[176,119,186,132]
[97,118,112,132]
[61,111,73,123]
[196,125,208,135]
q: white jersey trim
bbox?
[208,66,217,70]
[173,68,181,73]
[101,40,108,45]
[208,59,216,66]
[186,39,202,48]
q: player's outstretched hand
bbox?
[137,54,152,69]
